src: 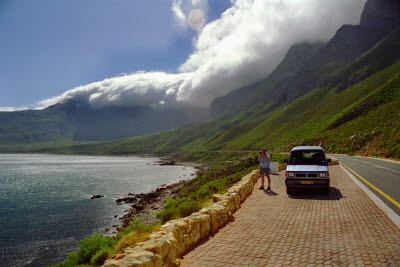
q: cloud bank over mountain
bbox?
[37,0,366,110]
[0,106,29,112]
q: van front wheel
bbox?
[324,187,330,195]
[286,187,294,195]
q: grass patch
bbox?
[51,220,158,267]
[51,234,115,267]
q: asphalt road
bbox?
[328,154,400,216]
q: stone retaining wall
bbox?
[103,169,259,267]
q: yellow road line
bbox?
[341,162,400,209]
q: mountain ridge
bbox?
[0,102,210,144]
[0,0,399,159]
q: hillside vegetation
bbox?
[1,0,399,160]
[0,101,209,144]
[29,60,400,159]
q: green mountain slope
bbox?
[0,109,74,144]
[34,59,400,159]
[0,102,209,144]
[210,42,325,116]
[2,0,399,159]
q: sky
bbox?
[0,0,366,111]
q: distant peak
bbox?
[360,0,400,30]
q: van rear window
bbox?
[289,150,326,165]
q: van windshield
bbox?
[289,150,326,165]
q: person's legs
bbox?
[260,173,265,189]
[266,173,271,189]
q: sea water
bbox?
[0,154,195,267]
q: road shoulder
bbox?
[340,164,400,229]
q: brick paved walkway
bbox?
[181,166,400,266]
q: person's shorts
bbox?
[260,167,270,174]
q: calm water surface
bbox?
[0,154,195,267]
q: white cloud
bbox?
[176,0,366,105]
[172,0,187,27]
[37,72,194,109]
[35,0,366,110]
[0,106,29,112]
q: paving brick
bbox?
[181,166,400,266]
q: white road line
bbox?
[353,155,400,165]
[329,154,400,165]
[342,157,400,175]
[340,165,400,229]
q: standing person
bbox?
[258,148,271,191]
[317,139,326,149]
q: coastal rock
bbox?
[102,259,120,267]
[132,204,144,211]
[118,180,188,226]
[91,195,104,199]
[228,211,234,222]
[213,194,222,203]
[113,254,127,260]
[158,160,176,166]
[115,196,137,204]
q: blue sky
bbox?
[0,0,232,108]
[0,0,366,110]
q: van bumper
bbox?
[285,178,330,188]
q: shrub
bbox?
[196,186,214,200]
[390,144,400,158]
[223,172,244,184]
[156,197,200,223]
[90,248,112,266]
[51,252,80,267]
[75,234,116,264]
[116,219,154,240]
[113,229,150,254]
[155,197,180,223]
[178,199,200,217]
[111,219,159,255]
[52,234,115,267]
[196,180,226,200]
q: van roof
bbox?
[291,146,324,151]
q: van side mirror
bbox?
[284,159,288,163]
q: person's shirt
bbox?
[260,154,270,168]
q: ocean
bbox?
[0,154,195,267]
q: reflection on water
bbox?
[0,154,194,266]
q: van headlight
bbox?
[319,173,327,178]
[287,172,295,177]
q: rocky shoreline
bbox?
[113,161,203,228]
[115,179,188,227]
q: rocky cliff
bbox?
[360,0,400,31]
